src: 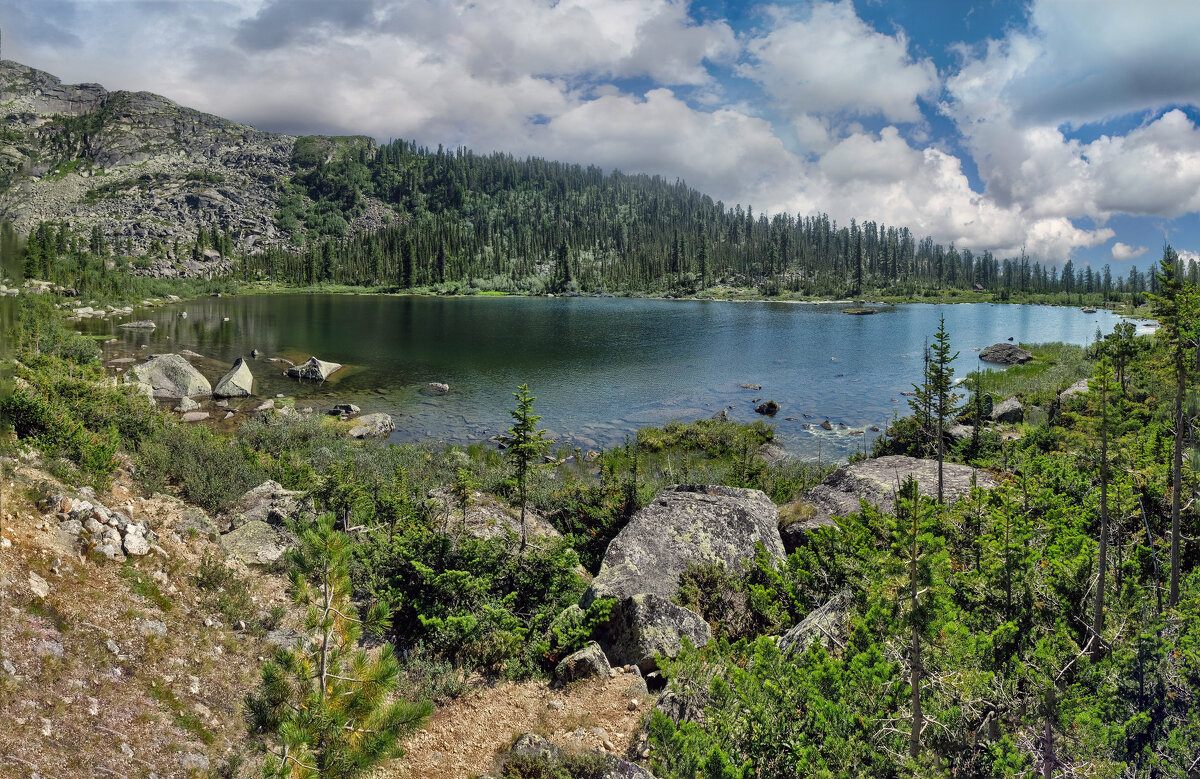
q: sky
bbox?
[5,0,1200,269]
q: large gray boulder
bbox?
[585,485,784,605]
[348,412,394,439]
[582,485,784,670]
[797,456,997,540]
[777,589,853,655]
[991,396,1024,423]
[1059,378,1090,401]
[131,353,211,398]
[217,480,313,533]
[979,343,1033,365]
[287,356,342,381]
[213,357,254,398]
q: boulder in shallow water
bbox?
[131,353,212,398]
[286,356,342,381]
[214,357,254,398]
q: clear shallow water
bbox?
[92,295,1142,462]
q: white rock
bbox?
[28,571,49,598]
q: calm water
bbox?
[91,295,1143,461]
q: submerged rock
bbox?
[213,357,254,398]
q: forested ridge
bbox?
[20,133,1200,302]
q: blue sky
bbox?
[5,0,1200,269]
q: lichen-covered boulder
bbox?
[286,356,342,381]
[214,357,254,397]
[220,520,293,566]
[593,593,711,673]
[582,485,783,670]
[801,455,997,535]
[131,353,212,398]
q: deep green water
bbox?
[93,295,1143,461]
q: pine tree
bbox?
[247,514,430,777]
[498,384,550,549]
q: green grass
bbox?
[148,683,215,744]
[967,342,1095,405]
[119,564,174,612]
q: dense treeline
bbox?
[240,137,1200,300]
[14,136,1200,303]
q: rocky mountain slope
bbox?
[0,60,308,276]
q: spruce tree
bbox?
[499,384,550,549]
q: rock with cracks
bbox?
[777,589,853,655]
[348,412,394,439]
[286,356,342,381]
[582,484,784,671]
[554,641,611,685]
[217,480,313,533]
[213,357,254,398]
[130,353,211,398]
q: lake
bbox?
[91,295,1144,462]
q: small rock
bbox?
[107,639,120,655]
[28,571,49,598]
[754,400,780,416]
[628,698,640,710]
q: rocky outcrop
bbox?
[979,343,1033,365]
[38,491,160,563]
[216,480,313,533]
[582,485,785,670]
[348,412,394,439]
[801,455,998,531]
[777,589,852,655]
[130,353,211,398]
[119,320,156,329]
[287,356,342,382]
[0,60,305,275]
[213,357,253,398]
[220,520,292,566]
[991,397,1024,423]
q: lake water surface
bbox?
[94,295,1144,461]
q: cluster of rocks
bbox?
[66,304,136,321]
[38,490,160,562]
